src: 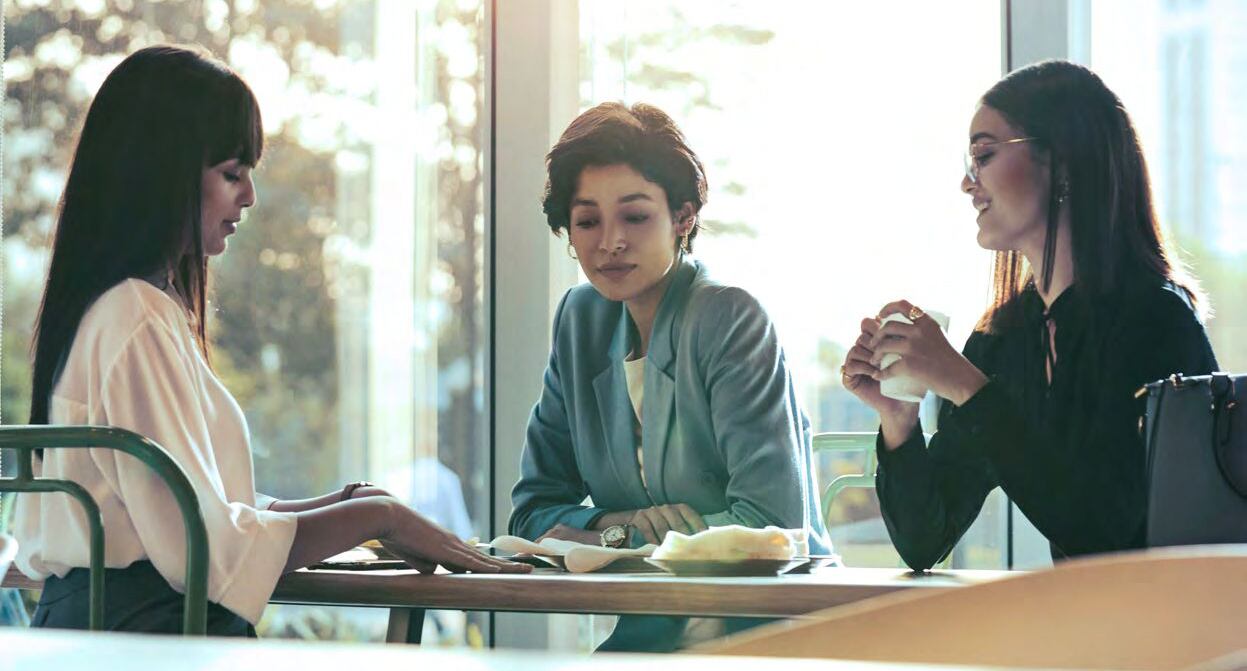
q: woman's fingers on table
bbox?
[445,548,532,574]
[654,504,693,535]
[674,504,708,533]
[629,511,661,545]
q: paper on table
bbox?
[489,535,657,573]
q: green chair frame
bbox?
[812,432,880,528]
[0,425,209,635]
[815,431,956,569]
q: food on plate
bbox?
[650,525,807,561]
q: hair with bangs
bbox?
[30,44,263,425]
[975,59,1204,333]
[542,102,708,251]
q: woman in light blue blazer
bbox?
[509,102,830,652]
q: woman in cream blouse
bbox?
[15,45,526,637]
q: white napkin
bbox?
[489,535,656,573]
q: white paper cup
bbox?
[878,309,950,403]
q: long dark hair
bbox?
[29,44,263,424]
[976,60,1203,332]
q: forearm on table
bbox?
[268,485,389,513]
[283,496,398,573]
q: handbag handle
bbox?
[1210,373,1246,498]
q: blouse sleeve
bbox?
[952,292,1217,556]
[875,334,999,571]
[696,288,816,531]
[879,289,1218,570]
[92,319,296,624]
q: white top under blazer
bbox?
[14,279,297,624]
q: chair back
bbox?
[0,534,16,580]
[699,545,1247,670]
[0,426,209,635]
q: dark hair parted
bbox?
[977,59,1203,332]
[542,102,708,251]
[30,44,263,425]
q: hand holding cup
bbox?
[865,300,987,407]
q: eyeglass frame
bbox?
[964,137,1038,184]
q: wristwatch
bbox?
[600,524,629,548]
[340,480,374,502]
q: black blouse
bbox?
[876,280,1219,571]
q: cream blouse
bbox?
[13,279,297,624]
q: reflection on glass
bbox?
[3,0,486,644]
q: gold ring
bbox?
[908,305,925,321]
[840,364,849,379]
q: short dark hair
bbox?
[976,59,1203,332]
[542,102,708,250]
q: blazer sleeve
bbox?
[695,288,816,531]
[508,292,608,540]
[93,319,296,624]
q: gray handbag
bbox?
[1142,372,1247,546]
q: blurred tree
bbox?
[2,0,489,509]
[579,3,772,240]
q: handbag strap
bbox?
[1210,373,1246,498]
[1144,377,1169,486]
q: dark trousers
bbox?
[596,615,774,653]
[32,560,254,637]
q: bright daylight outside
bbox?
[579,0,1004,569]
[3,0,1244,653]
[3,0,489,643]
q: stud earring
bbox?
[1056,180,1070,205]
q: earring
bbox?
[566,242,577,260]
[680,233,690,254]
[1056,180,1070,204]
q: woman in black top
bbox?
[840,60,1219,571]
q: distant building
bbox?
[1157,0,1247,252]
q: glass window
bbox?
[578,0,1005,573]
[2,0,487,644]
[1083,0,1247,375]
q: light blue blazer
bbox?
[509,258,831,554]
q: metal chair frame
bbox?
[0,425,209,635]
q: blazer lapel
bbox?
[642,367,677,503]
[592,305,647,502]
[640,257,699,504]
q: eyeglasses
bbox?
[964,137,1037,184]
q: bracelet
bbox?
[340,480,374,502]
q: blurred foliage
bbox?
[579,2,773,240]
[2,0,489,507]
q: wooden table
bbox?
[0,627,1039,671]
[5,564,1011,643]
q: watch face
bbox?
[603,525,626,545]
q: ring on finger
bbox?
[908,305,925,321]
